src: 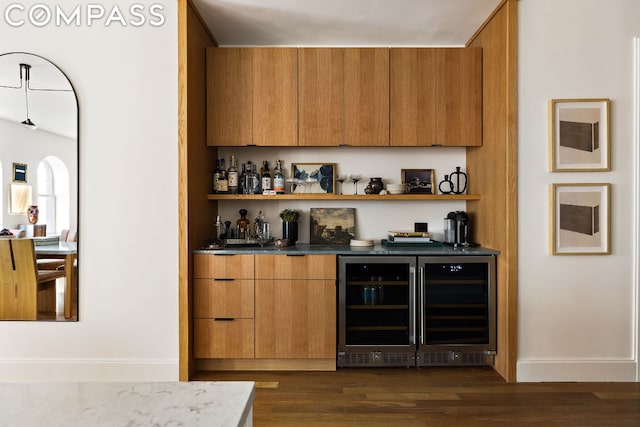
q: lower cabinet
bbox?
[193,253,337,370]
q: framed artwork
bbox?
[12,162,27,183]
[549,98,610,171]
[291,163,335,194]
[401,169,435,194]
[310,208,355,244]
[550,183,610,255]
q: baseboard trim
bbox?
[517,359,637,382]
[0,359,178,381]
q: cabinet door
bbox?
[255,279,336,358]
[194,278,254,318]
[255,254,336,280]
[195,318,254,359]
[344,48,389,146]
[298,48,344,146]
[194,254,254,279]
[206,48,252,146]
[390,48,436,146]
[253,48,298,146]
[433,48,482,147]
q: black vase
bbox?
[282,221,298,244]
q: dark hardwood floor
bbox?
[195,367,640,426]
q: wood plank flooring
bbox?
[194,367,640,426]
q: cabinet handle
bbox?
[286,254,305,257]
[214,253,235,256]
[214,318,235,321]
[419,267,425,346]
[213,278,235,282]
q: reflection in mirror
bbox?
[0,52,78,321]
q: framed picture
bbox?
[291,163,335,194]
[310,208,355,244]
[12,162,27,183]
[401,169,435,194]
[549,98,610,171]
[550,183,610,255]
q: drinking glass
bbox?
[349,174,363,195]
[336,175,347,195]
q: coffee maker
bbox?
[444,211,473,247]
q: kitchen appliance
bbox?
[337,255,496,367]
[445,211,472,247]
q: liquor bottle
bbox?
[236,209,249,239]
[239,163,247,195]
[216,158,229,193]
[273,159,285,194]
[261,160,272,191]
[211,159,220,193]
[250,164,261,194]
[228,155,239,194]
[244,161,254,194]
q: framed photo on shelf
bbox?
[291,163,335,194]
[550,183,610,255]
[401,169,435,194]
[12,162,27,183]
[549,98,610,172]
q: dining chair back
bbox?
[0,239,65,320]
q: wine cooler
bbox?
[338,255,496,368]
[338,256,417,367]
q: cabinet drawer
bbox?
[194,318,254,359]
[194,279,254,318]
[255,254,336,279]
[194,254,254,279]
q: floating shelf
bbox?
[207,194,480,201]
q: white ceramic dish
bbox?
[350,239,375,247]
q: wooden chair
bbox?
[37,229,77,271]
[0,239,66,320]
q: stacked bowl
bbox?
[385,184,406,194]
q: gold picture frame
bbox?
[401,169,436,194]
[12,162,27,183]
[549,98,611,172]
[550,183,610,255]
[291,163,336,194]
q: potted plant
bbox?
[279,209,300,244]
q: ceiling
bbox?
[193,0,501,46]
[0,53,76,139]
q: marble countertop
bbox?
[0,381,254,427]
[195,242,499,256]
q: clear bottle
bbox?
[244,161,253,194]
[250,164,261,194]
[261,160,272,191]
[239,163,247,195]
[273,159,285,194]
[228,155,239,194]
[216,158,229,193]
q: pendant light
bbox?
[20,63,37,129]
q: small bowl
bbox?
[274,238,291,248]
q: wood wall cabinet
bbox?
[390,48,482,147]
[194,254,255,359]
[207,48,297,146]
[298,48,389,146]
[344,48,390,146]
[255,254,336,359]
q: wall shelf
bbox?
[207,194,480,201]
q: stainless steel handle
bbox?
[409,266,416,345]
[419,266,424,345]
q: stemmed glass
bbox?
[336,174,347,195]
[349,174,363,195]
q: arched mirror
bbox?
[0,52,78,321]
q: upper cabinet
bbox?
[298,48,345,146]
[390,48,482,147]
[207,47,481,147]
[344,48,390,146]
[253,48,298,146]
[298,48,389,147]
[207,48,297,146]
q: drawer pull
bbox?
[286,254,305,257]
[214,253,235,256]
[213,278,235,282]
[214,318,235,321]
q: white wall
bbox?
[0,118,77,231]
[0,1,179,381]
[518,0,639,381]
